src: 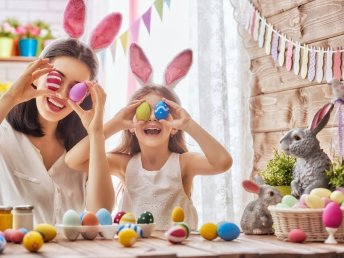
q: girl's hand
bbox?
[6,58,55,105]
[160,98,192,131]
[68,81,106,134]
[111,99,144,130]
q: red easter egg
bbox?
[81,212,99,226]
[11,230,24,244]
[323,202,343,228]
[288,229,307,243]
[4,229,15,242]
[113,211,126,224]
[165,225,187,244]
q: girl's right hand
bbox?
[5,58,55,105]
[110,99,144,131]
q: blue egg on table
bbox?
[79,210,87,222]
[154,101,169,120]
[0,235,6,253]
[96,208,112,225]
[118,224,143,238]
[19,228,29,235]
[217,222,240,241]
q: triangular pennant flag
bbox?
[110,40,117,62]
[154,0,164,21]
[130,19,141,42]
[142,7,152,34]
[120,31,129,55]
[165,0,171,9]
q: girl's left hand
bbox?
[159,98,192,131]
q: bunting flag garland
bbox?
[286,40,293,71]
[316,48,324,83]
[326,48,333,83]
[300,45,308,79]
[293,43,301,76]
[308,48,316,81]
[334,49,342,80]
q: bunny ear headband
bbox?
[129,43,193,89]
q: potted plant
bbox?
[16,23,40,57]
[33,20,55,56]
[326,157,344,191]
[0,19,16,57]
[258,149,296,196]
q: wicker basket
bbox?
[268,206,344,242]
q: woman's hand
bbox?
[160,98,192,131]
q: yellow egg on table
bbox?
[34,224,57,242]
[119,212,136,224]
[118,228,137,247]
[310,188,332,198]
[23,231,43,252]
[200,223,218,241]
[330,190,344,204]
[171,206,184,222]
[305,194,325,208]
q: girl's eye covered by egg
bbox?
[136,101,170,121]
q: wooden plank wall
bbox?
[245,0,344,175]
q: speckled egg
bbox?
[165,225,187,244]
[175,222,190,238]
[137,211,154,224]
[0,235,6,253]
[63,210,81,226]
[118,228,137,247]
[34,224,57,242]
[119,212,136,224]
[200,223,217,240]
[69,82,88,102]
[136,102,151,121]
[23,231,43,252]
[113,211,126,224]
[217,222,240,241]
[154,101,169,120]
[96,208,112,225]
[118,224,142,238]
[171,206,184,222]
[11,229,24,244]
[323,202,343,228]
[288,229,307,243]
[81,212,99,226]
[281,195,298,207]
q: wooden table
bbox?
[2,231,344,258]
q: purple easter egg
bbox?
[69,82,88,102]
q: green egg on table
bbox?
[281,195,298,207]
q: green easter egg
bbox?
[136,102,151,121]
[137,211,154,224]
[281,195,298,207]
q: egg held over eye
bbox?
[69,82,88,102]
[154,101,169,120]
[136,102,151,121]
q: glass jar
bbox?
[13,205,34,230]
[0,206,13,231]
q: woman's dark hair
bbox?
[6,38,98,151]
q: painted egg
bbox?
[23,231,44,252]
[281,195,298,207]
[165,225,187,244]
[81,212,99,226]
[288,229,307,243]
[0,231,4,238]
[19,228,29,235]
[299,194,308,208]
[175,222,190,238]
[0,235,6,253]
[323,202,343,228]
[118,224,142,238]
[137,211,154,224]
[330,190,344,204]
[80,210,87,222]
[120,212,136,224]
[136,102,151,121]
[46,71,62,91]
[154,101,169,120]
[69,82,88,102]
[217,222,240,241]
[96,208,112,225]
[34,224,57,242]
[322,197,331,207]
[200,223,217,240]
[118,228,137,247]
[63,210,81,226]
[113,211,126,224]
[305,194,325,208]
[276,203,290,209]
[4,229,14,242]
[11,229,24,244]
[310,188,332,198]
[171,206,184,222]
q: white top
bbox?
[0,120,87,226]
[120,152,198,230]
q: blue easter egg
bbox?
[154,101,169,120]
[79,210,87,222]
[19,228,29,235]
[118,224,143,238]
[217,222,240,241]
[0,235,6,253]
[96,208,112,225]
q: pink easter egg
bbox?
[322,197,331,207]
[323,202,343,228]
[299,194,309,208]
[113,211,126,224]
[11,230,24,244]
[69,82,88,102]
[288,229,307,243]
[165,225,187,244]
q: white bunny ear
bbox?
[89,13,122,51]
[63,0,86,38]
[129,43,153,85]
[164,49,192,89]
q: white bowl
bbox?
[56,224,119,240]
[137,223,155,238]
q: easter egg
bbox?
[305,194,325,208]
[217,222,240,241]
[137,211,154,224]
[323,202,343,228]
[120,212,136,224]
[118,224,142,238]
[46,71,62,91]
[154,101,169,120]
[69,82,88,102]
[171,206,184,222]
[276,203,290,209]
[281,195,298,207]
[310,188,332,198]
[80,210,87,221]
[175,222,190,238]
[288,229,307,243]
[330,190,344,204]
[114,211,126,224]
[200,223,217,240]
[11,229,24,244]
[96,208,112,225]
[136,102,151,121]
[81,212,99,226]
[118,228,137,247]
[19,228,29,235]
[0,235,6,253]
[299,194,308,208]
[4,229,14,242]
[34,224,57,242]
[23,231,43,252]
[165,225,187,244]
[322,197,331,207]
[63,210,81,226]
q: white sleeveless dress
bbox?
[119,152,198,230]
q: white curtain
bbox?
[85,0,253,227]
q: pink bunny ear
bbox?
[164,49,192,88]
[63,0,86,38]
[242,180,260,194]
[130,43,153,85]
[89,13,122,51]
[310,102,334,134]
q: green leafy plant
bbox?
[0,18,18,38]
[326,157,344,189]
[258,149,296,186]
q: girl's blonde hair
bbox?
[113,85,188,155]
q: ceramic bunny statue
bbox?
[280,103,334,198]
[240,179,281,235]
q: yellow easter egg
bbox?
[23,231,43,252]
[136,102,151,121]
[118,228,137,247]
[34,224,57,242]
[120,212,136,224]
[330,190,344,204]
[171,206,184,222]
[200,223,218,240]
[305,194,325,208]
[310,188,332,198]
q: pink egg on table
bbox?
[113,211,126,224]
[299,194,309,208]
[11,230,24,244]
[69,82,88,102]
[323,202,343,228]
[165,225,187,244]
[288,229,307,243]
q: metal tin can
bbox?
[13,205,34,230]
[0,206,13,231]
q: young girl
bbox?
[66,43,232,230]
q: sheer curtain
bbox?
[86,0,253,226]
